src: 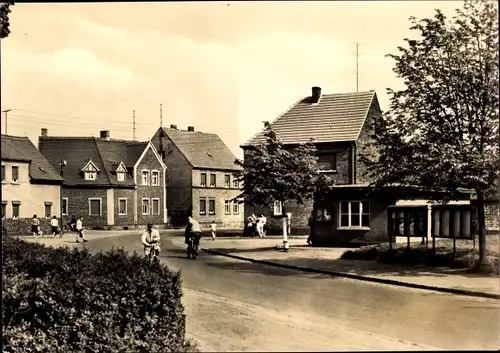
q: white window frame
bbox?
[199,199,207,215]
[141,170,150,186]
[200,173,207,187]
[317,153,337,173]
[62,198,68,216]
[142,198,150,215]
[117,171,126,182]
[118,198,127,216]
[1,165,6,183]
[233,201,239,215]
[232,177,239,188]
[89,198,102,216]
[273,201,283,216]
[338,200,370,229]
[224,200,231,215]
[151,198,160,215]
[208,199,216,215]
[151,170,160,186]
[209,173,216,187]
[224,174,231,188]
[82,160,99,181]
[11,165,20,184]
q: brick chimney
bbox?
[188,126,195,132]
[170,124,177,130]
[100,130,110,140]
[312,86,322,103]
[41,128,48,137]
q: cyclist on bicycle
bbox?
[142,223,160,257]
[185,216,201,249]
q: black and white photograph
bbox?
[1,1,499,351]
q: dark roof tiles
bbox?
[244,90,378,146]
[1,135,63,182]
[38,136,151,186]
[161,128,241,171]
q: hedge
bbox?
[2,237,197,353]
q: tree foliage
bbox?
[0,1,14,39]
[234,122,331,209]
[363,0,498,265]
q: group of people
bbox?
[30,214,87,242]
[245,213,267,238]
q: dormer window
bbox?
[81,160,99,181]
[115,162,127,182]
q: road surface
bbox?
[80,232,499,351]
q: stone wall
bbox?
[3,217,55,236]
[113,188,135,226]
[62,187,108,228]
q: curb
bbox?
[201,248,500,301]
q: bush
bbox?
[2,237,197,353]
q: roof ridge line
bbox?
[93,137,114,184]
[242,96,305,147]
[160,128,194,167]
[353,91,377,140]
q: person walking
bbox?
[210,220,217,241]
[50,216,59,238]
[32,215,42,237]
[76,216,87,243]
[256,214,266,238]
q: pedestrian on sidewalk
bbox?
[76,216,88,243]
[307,211,315,246]
[250,213,258,237]
[50,216,59,238]
[31,215,42,237]
[257,214,266,238]
[210,220,217,241]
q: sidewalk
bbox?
[179,237,500,299]
[19,229,142,248]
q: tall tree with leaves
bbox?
[235,122,331,231]
[0,1,14,39]
[364,0,499,267]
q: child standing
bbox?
[50,216,59,238]
[210,221,217,241]
[76,216,88,243]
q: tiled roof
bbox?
[243,90,378,146]
[38,136,149,187]
[161,127,241,171]
[1,135,63,182]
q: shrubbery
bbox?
[2,237,197,353]
[341,243,499,275]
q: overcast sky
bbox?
[1,1,463,158]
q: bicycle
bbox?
[148,242,161,263]
[186,236,199,260]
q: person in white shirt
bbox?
[210,221,217,241]
[50,216,59,238]
[76,216,87,243]
[141,223,161,257]
[260,214,267,237]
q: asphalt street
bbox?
[81,232,499,351]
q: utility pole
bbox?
[160,103,163,127]
[133,110,136,141]
[355,42,359,93]
[2,109,11,134]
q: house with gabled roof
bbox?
[2,134,64,235]
[38,129,167,229]
[242,86,473,245]
[151,125,243,228]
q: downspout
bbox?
[351,142,356,185]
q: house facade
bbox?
[38,129,167,229]
[151,125,244,228]
[2,135,64,235]
[241,87,473,245]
